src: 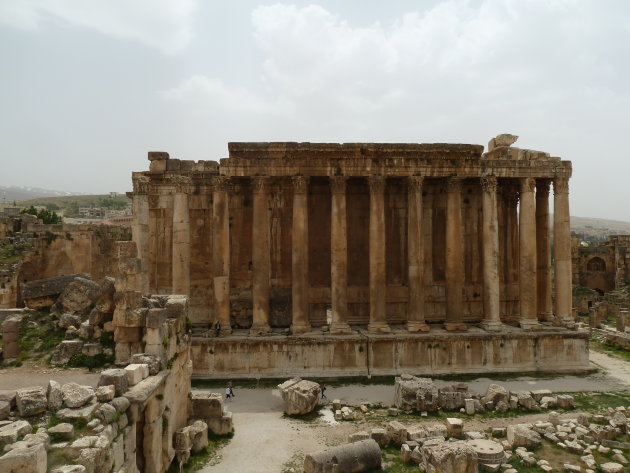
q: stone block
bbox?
[95,385,115,402]
[190,392,223,419]
[44,382,63,414]
[146,309,166,328]
[387,421,408,446]
[0,443,46,473]
[370,428,388,447]
[420,439,478,473]
[16,387,47,417]
[0,420,33,446]
[51,466,86,473]
[349,431,370,443]
[304,439,381,473]
[114,327,143,343]
[98,369,129,396]
[507,424,542,449]
[61,383,95,408]
[129,354,161,375]
[57,403,99,422]
[0,401,9,420]
[111,397,130,413]
[125,363,149,386]
[206,411,234,435]
[394,375,439,412]
[446,418,464,438]
[278,378,320,415]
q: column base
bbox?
[539,312,555,323]
[406,321,430,332]
[367,322,391,334]
[249,324,271,336]
[215,328,232,337]
[519,320,541,330]
[444,322,468,332]
[291,323,311,335]
[479,321,503,332]
[558,317,576,329]
[330,322,353,334]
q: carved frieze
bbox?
[132,175,150,195]
[170,175,192,194]
[212,175,230,193]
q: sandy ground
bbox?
[198,349,630,473]
[0,365,99,390]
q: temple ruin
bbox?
[129,135,589,377]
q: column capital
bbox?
[554,177,569,195]
[252,175,269,194]
[480,175,498,193]
[369,175,385,194]
[170,175,192,194]
[520,177,536,194]
[132,175,151,195]
[446,176,462,193]
[407,175,424,192]
[211,175,231,193]
[330,175,347,194]
[502,183,519,206]
[536,179,551,195]
[292,175,309,194]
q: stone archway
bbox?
[587,257,606,272]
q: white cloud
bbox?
[0,0,197,54]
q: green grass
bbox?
[591,336,630,362]
[570,391,630,412]
[17,311,65,362]
[165,434,232,473]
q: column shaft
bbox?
[330,176,351,333]
[291,175,311,334]
[212,176,231,335]
[445,177,467,331]
[368,175,390,333]
[171,176,191,295]
[480,176,502,330]
[251,176,271,334]
[536,180,554,322]
[554,177,574,327]
[407,176,429,332]
[132,175,150,293]
[519,177,539,329]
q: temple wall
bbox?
[190,329,590,378]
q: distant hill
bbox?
[571,216,630,236]
[0,185,85,203]
[14,194,131,214]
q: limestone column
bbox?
[131,175,150,293]
[171,176,191,295]
[519,177,539,329]
[480,176,502,331]
[330,176,352,334]
[554,177,574,327]
[368,175,390,333]
[503,184,520,318]
[212,175,231,335]
[406,176,429,332]
[445,177,467,331]
[536,180,554,323]
[251,176,271,335]
[291,175,311,334]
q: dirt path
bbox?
[0,365,99,390]
[588,349,630,386]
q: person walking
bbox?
[319,383,327,399]
[225,385,231,401]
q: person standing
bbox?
[215,320,221,337]
[225,385,231,401]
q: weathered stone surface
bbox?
[446,418,464,438]
[439,389,468,410]
[22,274,89,304]
[95,385,115,402]
[0,443,46,473]
[278,378,320,415]
[0,401,10,420]
[349,431,370,443]
[61,383,95,408]
[304,439,381,473]
[0,420,32,446]
[420,440,478,473]
[516,391,537,410]
[387,421,408,446]
[51,277,102,316]
[600,463,624,473]
[125,363,149,386]
[57,403,99,422]
[51,340,84,366]
[94,404,117,424]
[206,411,234,435]
[58,313,82,329]
[98,369,129,396]
[484,384,509,406]
[488,133,519,151]
[47,380,63,410]
[48,423,74,440]
[16,387,47,417]
[129,353,161,375]
[110,396,130,413]
[51,466,87,473]
[0,390,16,408]
[394,375,439,412]
[370,428,388,447]
[556,394,574,409]
[507,424,542,449]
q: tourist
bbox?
[225,386,231,401]
[214,320,221,337]
[320,383,327,399]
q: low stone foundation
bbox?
[191,326,590,379]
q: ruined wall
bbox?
[574,234,630,294]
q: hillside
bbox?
[0,185,83,203]
[15,194,130,210]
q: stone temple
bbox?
[129,135,589,378]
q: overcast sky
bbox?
[1,0,629,219]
